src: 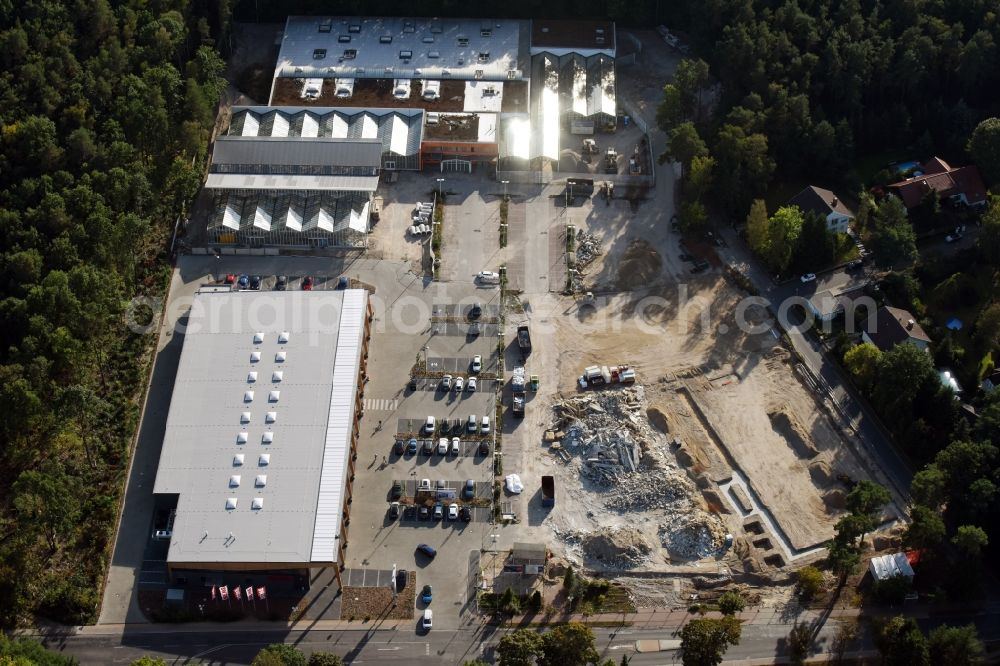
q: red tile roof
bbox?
[888,157,987,208]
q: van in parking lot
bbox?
[423,416,436,434]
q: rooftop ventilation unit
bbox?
[255,475,267,488]
[253,332,264,344]
[272,371,283,382]
[268,390,280,402]
[240,411,251,423]
[233,454,245,466]
[348,23,361,33]
[278,331,290,343]
[480,28,492,38]
[428,50,440,59]
[313,49,327,59]
[259,454,270,466]
[422,36,434,43]
[247,371,257,383]
[244,390,254,402]
[262,431,273,444]
[229,475,241,488]
[250,351,261,363]
[226,497,238,510]
[275,351,286,362]
[457,37,469,47]
[265,411,277,423]
[338,35,351,43]
[403,20,415,33]
[251,497,264,510]
[319,19,332,33]
[474,70,484,79]
[236,432,248,444]
[380,35,392,44]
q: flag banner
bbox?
[219,586,229,601]
[257,586,267,600]
[234,586,242,601]
[211,586,216,601]
[246,586,254,601]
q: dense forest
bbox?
[0,0,228,625]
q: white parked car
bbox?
[448,503,459,520]
[438,437,449,455]
[423,416,436,434]
[422,608,433,630]
[451,437,460,455]
[481,416,491,434]
[454,376,464,392]
[505,474,524,494]
[408,225,420,235]
[476,270,501,284]
[800,273,817,283]
[471,355,482,373]
[440,375,452,391]
[466,377,477,392]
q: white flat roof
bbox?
[205,173,380,192]
[276,16,524,81]
[154,289,368,566]
[463,80,504,112]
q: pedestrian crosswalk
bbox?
[363,398,398,412]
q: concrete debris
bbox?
[575,231,602,270]
[551,385,725,568]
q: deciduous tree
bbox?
[497,630,543,666]
[928,624,984,665]
[968,118,1000,186]
[680,616,742,666]
[875,616,929,666]
[538,622,599,666]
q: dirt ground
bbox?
[513,266,893,585]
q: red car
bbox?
[224,274,237,285]
[302,276,314,290]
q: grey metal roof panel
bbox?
[212,136,383,168]
[154,290,367,566]
[205,173,379,192]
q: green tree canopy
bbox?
[538,623,599,666]
[679,616,742,666]
[762,206,803,273]
[952,525,989,558]
[662,122,708,168]
[876,616,929,666]
[968,118,1000,186]
[252,645,305,666]
[843,343,882,393]
[497,629,544,666]
[306,653,345,666]
[928,624,984,665]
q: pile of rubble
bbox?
[575,231,602,270]
[552,387,726,566]
[565,527,654,569]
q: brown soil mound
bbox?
[646,406,670,433]
[822,488,847,510]
[582,527,653,568]
[616,239,662,290]
[768,410,819,459]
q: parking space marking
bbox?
[364,398,399,411]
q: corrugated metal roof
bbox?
[213,136,382,168]
[311,289,367,561]
[868,553,914,581]
[153,290,367,566]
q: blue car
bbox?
[237,274,250,289]
[407,438,418,454]
[421,584,432,605]
[416,543,437,559]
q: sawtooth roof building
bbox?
[153,288,372,587]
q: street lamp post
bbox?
[501,180,509,201]
[436,178,445,198]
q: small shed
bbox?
[868,552,915,582]
[510,543,547,573]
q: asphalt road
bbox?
[41,618,870,665]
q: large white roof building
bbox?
[153,288,369,573]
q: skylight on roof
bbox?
[229,474,241,487]
[226,497,238,510]
[278,331,290,343]
[233,454,245,466]
[259,453,270,466]
[262,431,273,444]
[247,371,258,383]
[272,371,283,382]
[255,474,267,487]
[268,390,281,402]
[240,411,251,423]
[266,411,277,423]
[244,390,254,402]
[252,497,264,510]
[275,351,286,362]
[250,351,261,363]
[236,432,248,444]
[253,332,264,344]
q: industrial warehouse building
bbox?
[152,288,372,589]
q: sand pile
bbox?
[660,515,727,561]
[579,527,654,569]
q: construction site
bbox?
[509,219,904,606]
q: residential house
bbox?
[887,156,988,210]
[788,185,854,234]
[862,306,931,353]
